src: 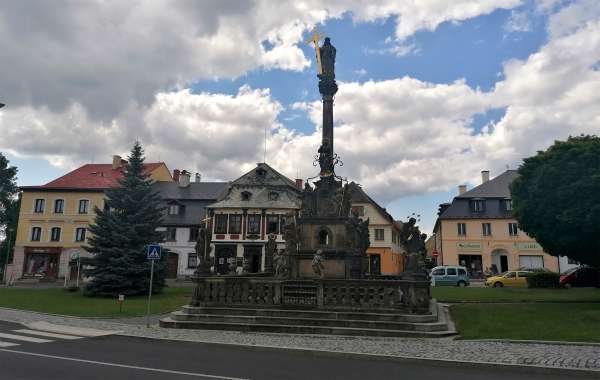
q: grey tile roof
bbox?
[438,170,518,220]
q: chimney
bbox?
[295,178,304,189]
[112,155,121,170]
[195,173,201,183]
[481,170,490,183]
[458,185,467,195]
[173,169,180,182]
[179,170,190,188]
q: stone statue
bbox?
[282,217,300,256]
[301,183,315,217]
[335,183,351,217]
[319,37,336,79]
[318,139,333,175]
[357,217,370,255]
[274,249,289,278]
[312,249,325,278]
[194,225,212,275]
[265,233,277,273]
[398,218,427,275]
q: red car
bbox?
[560,266,600,288]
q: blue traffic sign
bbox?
[146,244,161,260]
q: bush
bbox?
[527,271,560,288]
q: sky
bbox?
[1,0,600,234]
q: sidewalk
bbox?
[0,306,599,372]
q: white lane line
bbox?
[0,333,53,343]
[0,341,20,348]
[0,348,250,380]
[13,329,83,340]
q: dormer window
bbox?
[268,191,279,201]
[241,191,252,201]
[503,199,512,211]
[256,168,266,177]
[470,199,485,213]
[168,204,180,215]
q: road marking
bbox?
[0,348,250,380]
[0,333,52,343]
[0,341,19,348]
[13,329,83,340]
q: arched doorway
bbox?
[491,248,509,274]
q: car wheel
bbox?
[457,281,467,287]
[493,282,503,288]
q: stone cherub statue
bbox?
[312,249,325,278]
[194,225,212,275]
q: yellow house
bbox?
[433,170,560,277]
[348,185,404,275]
[8,156,172,282]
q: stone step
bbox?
[169,311,448,332]
[159,318,456,338]
[181,305,437,323]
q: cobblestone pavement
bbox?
[1,307,599,371]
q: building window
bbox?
[50,227,61,242]
[318,229,329,245]
[78,199,90,214]
[503,199,513,211]
[508,222,518,236]
[187,254,198,268]
[351,206,365,216]
[471,199,485,212]
[189,227,199,242]
[215,214,228,234]
[31,227,42,241]
[374,229,384,241]
[267,215,279,234]
[268,191,279,201]
[482,223,492,236]
[75,228,86,242]
[229,214,242,234]
[241,191,252,201]
[166,227,177,241]
[247,215,261,234]
[457,223,467,236]
[34,199,45,213]
[168,204,180,215]
[392,231,397,244]
[54,199,64,214]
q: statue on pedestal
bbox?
[399,218,428,276]
[312,249,325,278]
[274,249,289,278]
[265,234,277,273]
[194,225,212,275]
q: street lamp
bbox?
[3,227,14,285]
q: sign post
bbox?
[145,244,161,328]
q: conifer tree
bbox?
[84,142,166,296]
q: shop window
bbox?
[229,215,242,234]
[457,223,467,236]
[267,215,279,234]
[374,229,384,241]
[166,227,177,241]
[50,227,61,242]
[215,214,228,234]
[247,215,261,234]
[54,199,64,214]
[187,254,198,268]
[34,199,45,213]
[78,199,89,214]
[31,227,42,242]
[75,228,86,242]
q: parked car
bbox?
[485,270,531,287]
[430,266,470,287]
[560,266,600,288]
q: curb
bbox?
[463,338,600,347]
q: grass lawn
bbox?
[432,287,600,303]
[451,303,600,342]
[0,287,193,318]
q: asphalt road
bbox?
[0,321,597,380]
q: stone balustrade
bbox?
[191,276,431,314]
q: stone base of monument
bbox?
[160,276,456,338]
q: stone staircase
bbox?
[160,301,456,338]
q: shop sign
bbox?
[515,242,542,251]
[456,242,482,251]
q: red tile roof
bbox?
[24,163,166,190]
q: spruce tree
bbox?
[84,142,167,296]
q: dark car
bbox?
[560,266,600,288]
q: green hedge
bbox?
[527,271,560,288]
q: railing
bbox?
[191,276,431,313]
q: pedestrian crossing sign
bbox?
[146,244,161,260]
